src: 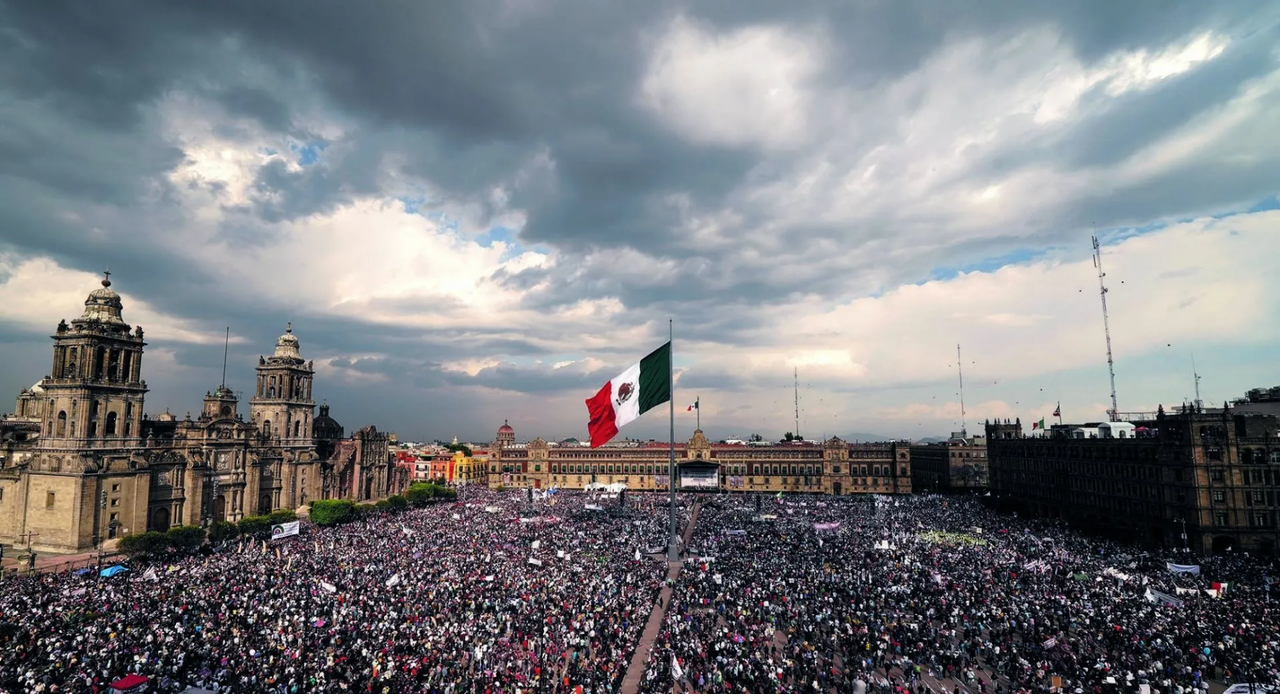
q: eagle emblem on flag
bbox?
[615,382,636,407]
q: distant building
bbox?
[986,405,1280,556]
[0,275,404,553]
[910,430,988,492]
[486,421,912,495]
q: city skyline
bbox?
[1,2,1278,444]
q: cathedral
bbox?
[0,274,405,553]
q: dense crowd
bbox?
[640,494,1280,694]
[4,489,1279,694]
[0,488,686,693]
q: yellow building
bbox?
[485,423,911,495]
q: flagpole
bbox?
[696,396,700,431]
[1056,401,1063,428]
[667,319,679,562]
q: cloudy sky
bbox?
[1,1,1278,444]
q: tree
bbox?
[208,520,239,543]
[166,526,207,555]
[386,495,409,513]
[311,499,356,526]
[236,515,273,537]
[267,509,297,524]
[118,531,170,560]
[783,432,795,442]
[446,443,472,457]
[749,433,764,442]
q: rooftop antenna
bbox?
[957,343,967,435]
[1092,233,1119,422]
[793,367,800,440]
[1191,352,1203,411]
[220,327,230,389]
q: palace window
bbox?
[46,491,55,508]
[1212,490,1225,503]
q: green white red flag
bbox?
[585,342,671,447]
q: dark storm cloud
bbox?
[1,0,1277,438]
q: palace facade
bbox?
[910,431,989,492]
[986,405,1280,556]
[0,275,404,553]
[486,422,912,495]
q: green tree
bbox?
[208,520,239,543]
[311,499,355,526]
[267,509,298,524]
[386,495,409,513]
[166,525,207,555]
[237,515,273,537]
[783,432,795,442]
[118,531,170,561]
[445,443,472,457]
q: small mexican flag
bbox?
[1212,581,1231,595]
[1032,417,1046,431]
[585,342,671,447]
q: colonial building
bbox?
[0,275,403,554]
[910,431,988,492]
[986,405,1280,556]
[486,422,912,495]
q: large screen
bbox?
[680,468,719,489]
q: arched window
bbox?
[263,420,272,437]
[220,405,231,417]
[268,386,276,397]
[106,411,118,436]
[293,420,301,438]
[88,420,98,438]
[56,411,67,436]
[95,347,106,379]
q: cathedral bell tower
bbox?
[249,324,315,447]
[40,272,148,450]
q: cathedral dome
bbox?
[77,273,129,327]
[273,323,302,360]
[498,420,514,435]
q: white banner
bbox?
[528,557,542,566]
[1144,587,1184,607]
[1167,562,1201,575]
[270,521,300,539]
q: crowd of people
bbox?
[0,488,686,693]
[3,488,1278,694]
[640,494,1280,694]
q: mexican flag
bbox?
[1212,581,1231,595]
[1032,417,1045,431]
[585,342,671,447]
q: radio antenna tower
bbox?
[220,327,230,389]
[793,367,800,440]
[1191,352,1203,410]
[957,343,967,435]
[1092,234,1119,422]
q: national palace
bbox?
[0,274,405,553]
[485,422,913,495]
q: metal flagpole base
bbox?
[667,538,680,562]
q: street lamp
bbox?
[1175,518,1189,552]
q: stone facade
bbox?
[986,406,1280,556]
[0,275,403,554]
[486,423,912,495]
[910,431,989,492]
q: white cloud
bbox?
[637,15,824,150]
[0,255,227,345]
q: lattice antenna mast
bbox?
[1192,353,1203,410]
[1093,235,1119,422]
[957,343,967,435]
[220,327,230,389]
[794,367,800,440]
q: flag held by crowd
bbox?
[585,341,671,447]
